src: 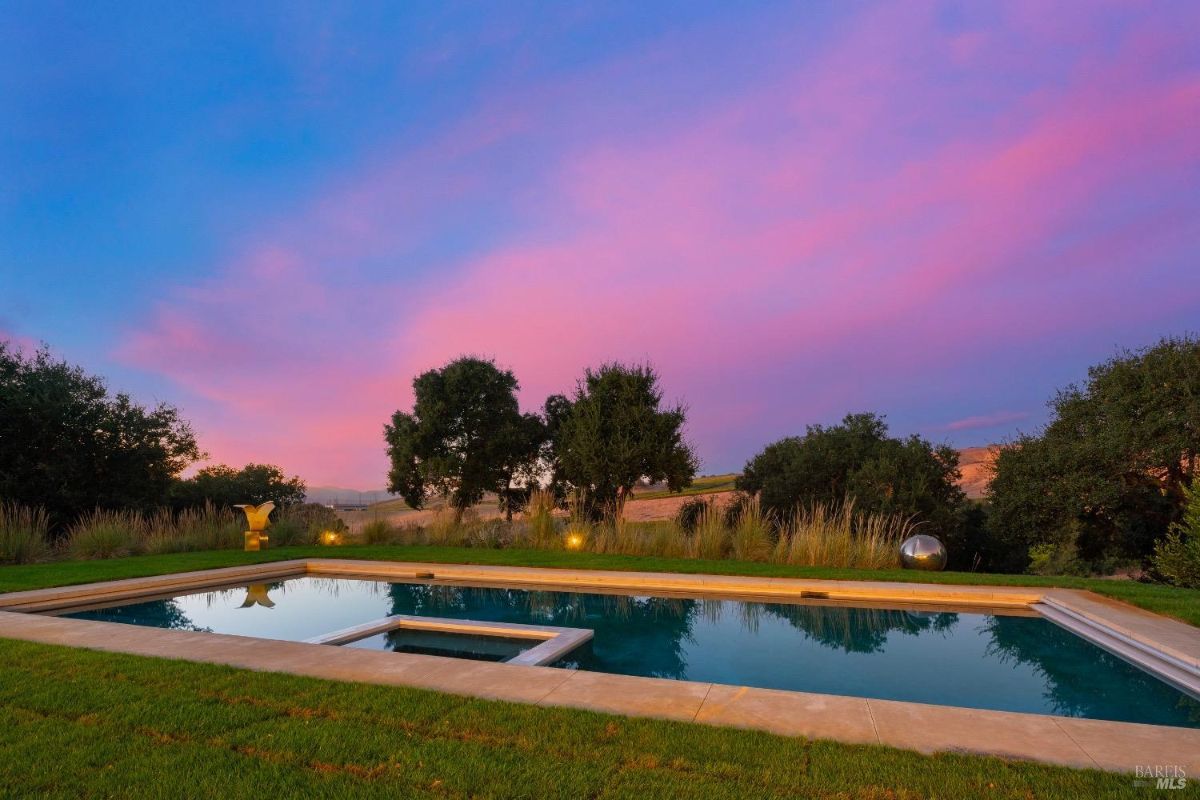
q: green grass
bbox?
[0,638,1148,798]
[2,544,1198,626]
[630,473,739,501]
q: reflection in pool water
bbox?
[64,576,1200,728]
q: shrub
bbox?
[1027,541,1085,577]
[361,518,396,545]
[674,497,712,534]
[466,519,512,549]
[1152,531,1200,588]
[67,509,143,559]
[1152,481,1200,588]
[266,516,311,547]
[737,413,964,542]
[722,493,755,530]
[0,501,51,564]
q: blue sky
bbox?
[2,1,1199,486]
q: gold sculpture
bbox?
[235,502,275,551]
[239,583,276,608]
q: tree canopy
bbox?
[384,357,544,520]
[548,363,697,520]
[736,413,965,541]
[987,335,1200,572]
[170,463,307,511]
[0,343,202,525]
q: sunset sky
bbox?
[2,1,1199,489]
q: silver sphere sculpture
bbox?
[899,534,947,571]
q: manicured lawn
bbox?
[0,639,1146,799]
[3,544,1198,626]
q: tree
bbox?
[549,363,697,520]
[987,336,1200,572]
[0,342,202,526]
[736,413,965,545]
[171,463,307,511]
[384,357,544,522]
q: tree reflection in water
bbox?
[68,598,212,632]
[757,603,958,653]
[386,583,699,679]
[984,615,1200,725]
[385,584,963,678]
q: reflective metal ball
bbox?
[899,534,947,571]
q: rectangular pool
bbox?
[59,575,1200,728]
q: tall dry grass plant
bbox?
[526,489,559,547]
[67,509,145,559]
[688,504,730,560]
[776,498,914,569]
[0,501,51,564]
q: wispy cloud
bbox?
[940,411,1031,433]
[112,3,1200,485]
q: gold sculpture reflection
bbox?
[238,583,276,608]
[235,501,275,551]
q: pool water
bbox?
[63,576,1200,728]
[345,630,533,662]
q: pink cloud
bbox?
[940,412,1031,433]
[114,3,1200,487]
[0,327,39,356]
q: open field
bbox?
[629,473,740,501]
[3,545,1196,626]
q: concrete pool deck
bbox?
[1,558,1198,774]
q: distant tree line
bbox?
[0,342,305,530]
[5,333,1198,585]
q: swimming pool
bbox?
[60,575,1200,728]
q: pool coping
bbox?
[1,557,1198,774]
[304,614,594,667]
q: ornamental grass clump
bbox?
[775,498,913,569]
[526,489,559,548]
[729,496,773,562]
[360,518,397,545]
[0,501,51,564]
[143,503,242,554]
[688,504,729,560]
[67,509,144,559]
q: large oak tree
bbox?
[548,363,697,521]
[385,357,544,522]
